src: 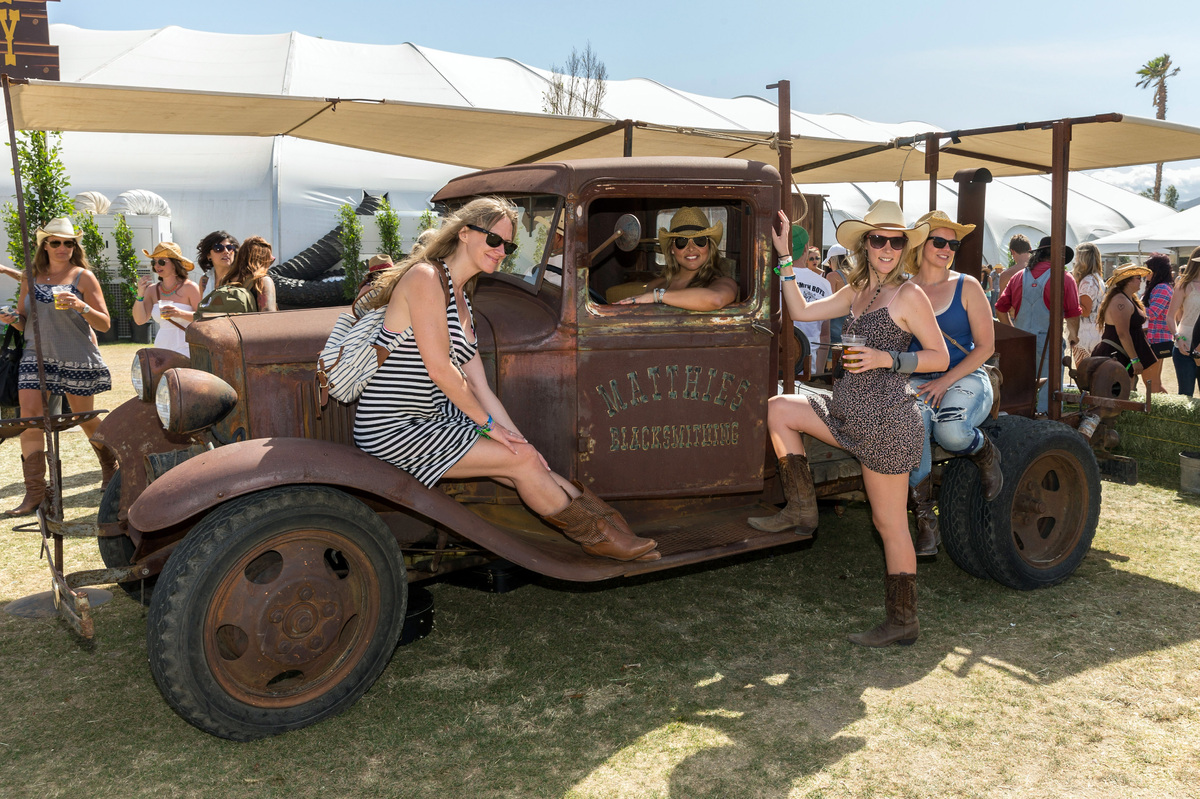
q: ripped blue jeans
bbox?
[908,367,994,486]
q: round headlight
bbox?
[130,356,145,400]
[156,367,238,435]
[132,348,190,403]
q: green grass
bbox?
[1,345,1199,798]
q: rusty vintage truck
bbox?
[86,156,1123,740]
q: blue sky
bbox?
[47,0,1200,198]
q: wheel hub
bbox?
[260,581,346,665]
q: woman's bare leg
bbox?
[860,466,916,574]
[441,439,578,516]
[765,394,839,457]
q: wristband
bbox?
[135,295,144,301]
[896,351,919,374]
[781,275,795,282]
[654,287,666,304]
[889,350,900,372]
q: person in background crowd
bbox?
[1072,243,1105,365]
[195,231,239,299]
[1140,254,1174,393]
[131,242,202,357]
[1167,246,1200,397]
[995,236,1082,413]
[995,234,1032,299]
[792,240,831,369]
[616,207,738,310]
[1091,264,1157,384]
[354,253,394,303]
[749,201,947,648]
[0,218,114,516]
[904,210,999,557]
[823,244,849,344]
[215,235,277,311]
[355,196,659,562]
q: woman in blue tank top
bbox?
[906,210,1001,556]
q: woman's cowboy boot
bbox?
[747,454,818,539]
[908,477,940,556]
[5,451,47,517]
[543,482,660,562]
[848,572,919,647]
[90,441,118,490]
[970,431,1003,501]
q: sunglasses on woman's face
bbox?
[929,236,962,251]
[46,239,75,249]
[211,243,237,253]
[465,224,517,255]
[153,259,173,267]
[672,236,709,250]
[866,234,907,251]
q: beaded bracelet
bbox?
[773,256,794,276]
[476,414,493,439]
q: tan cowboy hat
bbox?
[835,200,929,251]
[367,253,394,272]
[34,217,81,246]
[657,206,723,255]
[1107,263,1151,287]
[143,241,195,271]
[914,209,975,240]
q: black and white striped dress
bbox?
[353,268,479,487]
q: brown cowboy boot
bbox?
[543,482,660,562]
[5,451,46,517]
[90,441,118,490]
[908,476,940,556]
[747,453,818,538]
[848,572,919,647]
[970,431,1003,501]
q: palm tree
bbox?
[1136,54,1181,202]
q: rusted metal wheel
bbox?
[147,485,405,740]
[970,417,1100,590]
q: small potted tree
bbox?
[112,214,150,342]
[338,202,364,301]
[74,212,119,343]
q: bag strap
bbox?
[1100,338,1129,358]
[941,330,971,356]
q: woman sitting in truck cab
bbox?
[354,196,660,562]
[748,201,947,648]
[615,207,738,310]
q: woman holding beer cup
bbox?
[0,217,113,516]
[131,242,202,357]
[748,201,947,647]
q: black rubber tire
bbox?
[96,470,158,605]
[272,274,349,308]
[937,457,991,580]
[146,485,406,741]
[969,416,1101,590]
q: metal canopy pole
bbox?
[924,134,940,211]
[768,80,795,395]
[1047,121,1071,421]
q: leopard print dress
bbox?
[808,305,923,475]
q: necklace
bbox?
[848,270,886,333]
[159,280,183,298]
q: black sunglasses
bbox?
[466,224,517,255]
[672,236,709,250]
[866,234,907,251]
[211,243,237,252]
[153,258,174,267]
[929,236,962,251]
[45,239,75,249]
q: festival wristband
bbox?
[896,352,919,374]
[782,275,795,282]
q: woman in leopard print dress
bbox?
[748,201,948,647]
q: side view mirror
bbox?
[588,214,642,262]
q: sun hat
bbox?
[915,210,975,241]
[35,217,82,246]
[142,242,195,271]
[657,207,723,255]
[1029,236,1073,266]
[367,254,394,273]
[835,200,929,251]
[1107,262,1151,287]
[822,244,848,266]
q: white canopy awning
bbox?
[1089,203,1200,254]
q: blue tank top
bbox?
[910,273,972,373]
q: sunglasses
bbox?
[672,236,709,250]
[211,243,237,252]
[45,239,75,249]
[465,224,517,255]
[153,258,174,267]
[929,236,962,251]
[865,234,907,251]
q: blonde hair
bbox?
[658,217,725,288]
[1073,242,1103,284]
[365,196,518,310]
[1180,245,1200,286]
[221,235,272,296]
[847,232,914,290]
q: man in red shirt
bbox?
[995,237,1082,412]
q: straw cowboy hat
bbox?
[1107,263,1151,287]
[367,254,394,273]
[657,207,723,254]
[914,209,976,240]
[35,217,81,246]
[835,200,929,251]
[143,242,195,271]
[1029,236,1073,266]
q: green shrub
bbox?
[338,203,363,300]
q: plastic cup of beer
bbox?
[841,333,867,370]
[51,285,72,310]
[159,300,174,317]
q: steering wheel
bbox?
[588,286,607,305]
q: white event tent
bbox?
[0,24,1182,275]
[1088,203,1200,256]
